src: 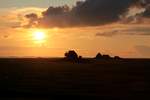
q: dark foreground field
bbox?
[0,58,149,99]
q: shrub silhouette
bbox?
[64,50,78,62]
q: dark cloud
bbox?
[144,10,150,17]
[71,0,140,25]
[143,5,150,17]
[25,13,38,27]
[139,0,150,17]
[25,0,150,28]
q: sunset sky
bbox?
[0,0,150,58]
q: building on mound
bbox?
[95,53,112,60]
[95,52,122,60]
[95,53,103,59]
[114,56,122,60]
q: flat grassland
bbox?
[0,58,149,99]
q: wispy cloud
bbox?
[96,24,150,37]
[135,45,150,57]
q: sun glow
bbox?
[33,31,46,41]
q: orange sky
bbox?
[0,0,150,58]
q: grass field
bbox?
[0,58,149,99]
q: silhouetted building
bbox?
[95,53,103,59]
[114,56,121,60]
[102,55,111,59]
[95,53,112,60]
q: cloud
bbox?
[135,45,150,57]
[143,5,150,17]
[96,30,119,37]
[96,25,150,37]
[0,7,45,28]
[24,0,150,28]
[24,13,38,27]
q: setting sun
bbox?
[33,31,46,41]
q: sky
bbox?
[0,0,80,8]
[0,0,150,58]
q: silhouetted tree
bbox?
[78,56,83,63]
[79,56,82,60]
[64,50,78,62]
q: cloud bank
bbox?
[96,26,150,37]
[24,0,150,28]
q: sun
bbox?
[33,31,46,41]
